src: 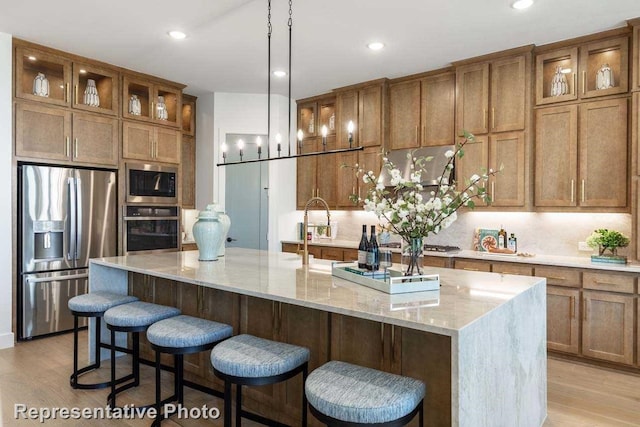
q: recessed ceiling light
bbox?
[27,56,36,61]
[273,70,287,78]
[511,0,533,9]
[367,42,385,51]
[168,30,187,40]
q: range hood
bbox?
[378,145,455,187]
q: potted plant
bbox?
[586,228,630,264]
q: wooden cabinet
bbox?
[535,266,581,287]
[296,136,338,208]
[336,80,386,148]
[72,62,119,116]
[122,121,181,164]
[489,132,525,207]
[456,62,490,135]
[15,46,71,107]
[454,259,491,272]
[15,102,118,166]
[535,36,629,105]
[491,262,532,276]
[455,136,489,206]
[181,94,196,136]
[389,72,456,149]
[298,96,336,140]
[122,74,182,128]
[535,98,628,208]
[547,286,580,354]
[336,151,359,207]
[181,135,196,208]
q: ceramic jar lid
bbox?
[198,204,220,220]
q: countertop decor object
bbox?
[357,131,500,276]
[595,63,614,90]
[83,78,100,107]
[587,228,629,264]
[128,94,141,116]
[192,204,223,261]
[33,72,49,97]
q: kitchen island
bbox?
[89,248,546,427]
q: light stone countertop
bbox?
[90,248,545,338]
[281,239,640,273]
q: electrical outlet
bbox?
[578,241,592,252]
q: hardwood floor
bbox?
[1,333,639,426]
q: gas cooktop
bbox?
[423,244,461,253]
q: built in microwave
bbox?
[126,163,178,204]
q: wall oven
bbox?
[126,163,178,204]
[123,205,180,254]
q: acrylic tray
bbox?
[331,262,440,294]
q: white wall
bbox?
[195,93,215,210]
[0,32,14,348]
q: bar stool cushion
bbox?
[147,315,233,349]
[104,301,180,328]
[305,360,425,424]
[211,334,309,378]
[68,292,138,314]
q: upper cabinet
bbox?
[388,72,455,149]
[122,74,182,128]
[335,79,387,149]
[181,94,196,136]
[72,62,119,115]
[456,63,489,135]
[535,36,629,105]
[297,95,336,141]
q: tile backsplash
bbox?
[295,210,632,258]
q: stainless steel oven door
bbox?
[123,213,180,254]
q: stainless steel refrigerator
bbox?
[18,165,117,339]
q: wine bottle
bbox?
[367,225,380,271]
[358,225,368,269]
[498,225,507,250]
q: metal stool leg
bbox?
[236,384,242,427]
[301,363,308,427]
[110,328,117,409]
[94,317,101,369]
[224,380,232,427]
[419,402,424,427]
[132,332,140,387]
[155,350,162,427]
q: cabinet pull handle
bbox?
[483,109,487,130]
[570,296,575,318]
[491,108,496,129]
[65,137,70,157]
[150,140,154,158]
[593,281,615,286]
[380,323,385,356]
[422,125,426,144]
[74,138,78,159]
[583,299,587,321]
[572,73,577,95]
[491,181,495,201]
[65,83,69,103]
[463,267,479,271]
[546,276,566,281]
[317,189,320,198]
[570,179,575,203]
[151,101,155,119]
[582,71,586,94]
[581,179,585,203]
[74,84,78,105]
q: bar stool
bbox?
[146,315,233,425]
[305,360,425,427]
[104,301,181,408]
[67,292,139,390]
[210,334,310,427]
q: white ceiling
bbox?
[1,0,639,99]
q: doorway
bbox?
[224,133,269,250]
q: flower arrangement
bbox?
[586,229,630,256]
[353,131,500,275]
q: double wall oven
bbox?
[124,163,180,254]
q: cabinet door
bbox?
[330,314,389,371]
[547,286,580,354]
[421,73,455,147]
[454,136,488,206]
[358,147,382,203]
[181,135,196,208]
[336,90,358,148]
[15,102,72,161]
[122,121,153,161]
[582,291,634,365]
[316,136,337,206]
[155,127,181,164]
[389,80,421,149]
[71,113,118,167]
[296,138,318,209]
[535,47,579,105]
[579,37,629,99]
[122,74,152,121]
[534,105,578,207]
[336,151,358,208]
[182,94,196,136]
[635,26,640,91]
[489,132,525,207]
[456,63,489,135]
[359,84,384,147]
[153,84,182,128]
[72,62,119,116]
[579,98,628,207]
[490,55,526,132]
[298,101,318,139]
[15,46,71,107]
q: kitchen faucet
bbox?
[302,197,331,265]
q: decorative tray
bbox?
[331,262,440,294]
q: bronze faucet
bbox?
[302,197,331,265]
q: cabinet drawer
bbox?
[281,243,300,254]
[534,266,580,287]
[423,256,449,268]
[454,259,491,272]
[342,249,358,263]
[491,262,533,276]
[583,272,635,294]
[321,248,343,261]
[308,245,323,259]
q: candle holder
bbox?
[347,120,355,148]
[321,125,328,151]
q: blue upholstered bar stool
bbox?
[104,301,181,408]
[305,361,425,427]
[210,334,310,427]
[146,315,233,425]
[67,292,138,390]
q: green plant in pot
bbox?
[586,228,629,264]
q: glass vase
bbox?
[403,237,423,276]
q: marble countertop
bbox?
[91,248,544,337]
[281,240,640,273]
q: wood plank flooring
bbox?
[1,332,639,426]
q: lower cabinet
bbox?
[546,286,580,354]
[581,290,635,365]
[454,259,491,272]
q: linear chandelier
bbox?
[216,0,363,167]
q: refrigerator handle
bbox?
[75,177,82,260]
[27,273,89,283]
[67,177,77,261]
